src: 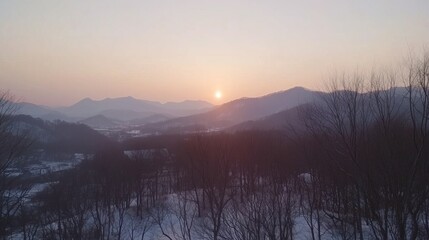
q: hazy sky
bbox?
[0,0,428,106]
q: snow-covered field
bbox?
[6,189,377,240]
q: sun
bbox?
[214,90,222,100]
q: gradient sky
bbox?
[0,0,428,106]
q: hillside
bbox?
[15,97,214,122]
[141,87,319,133]
[78,114,121,129]
[12,115,114,153]
[228,104,309,132]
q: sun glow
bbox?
[214,90,222,100]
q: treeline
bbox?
[12,146,167,239]
[16,122,429,240]
[11,131,304,239]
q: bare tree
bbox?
[0,91,32,237]
[298,51,429,240]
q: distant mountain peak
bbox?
[109,96,136,100]
[20,87,317,126]
[289,86,309,91]
[265,86,311,97]
[141,86,319,134]
[77,97,94,103]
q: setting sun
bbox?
[214,90,222,100]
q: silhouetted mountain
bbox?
[13,97,214,123]
[12,115,114,153]
[229,86,411,133]
[141,87,319,133]
[57,96,160,118]
[15,102,52,117]
[14,102,75,122]
[57,96,214,119]
[78,115,121,129]
[38,111,77,122]
[228,104,308,132]
[128,114,171,125]
[163,100,213,111]
[97,109,155,121]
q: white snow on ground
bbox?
[25,153,88,176]
[27,182,56,198]
[4,168,24,177]
[94,193,350,240]
[4,194,376,240]
[5,190,376,239]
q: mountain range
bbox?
[13,86,411,135]
[14,87,322,132]
[138,87,321,133]
[15,97,214,124]
[135,86,411,134]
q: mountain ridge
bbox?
[15,96,214,122]
[139,87,320,134]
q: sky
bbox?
[0,0,428,106]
